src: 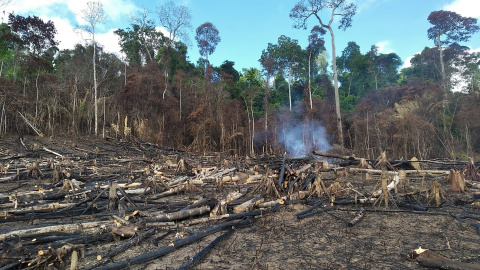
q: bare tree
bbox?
[78,0,107,136]
[0,0,12,10]
[290,0,356,148]
[156,0,192,51]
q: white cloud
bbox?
[41,16,79,50]
[444,0,480,18]
[10,0,138,26]
[7,0,138,55]
[354,0,389,13]
[402,55,415,69]
[375,40,394,54]
[96,28,123,56]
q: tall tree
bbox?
[195,22,221,65]
[78,0,107,136]
[427,10,479,131]
[427,11,480,86]
[276,35,303,111]
[116,8,166,64]
[8,14,58,56]
[156,0,192,51]
[307,26,326,109]
[367,45,402,90]
[290,0,357,147]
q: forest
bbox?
[0,0,479,161]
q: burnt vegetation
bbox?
[0,1,479,268]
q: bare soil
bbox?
[0,135,479,269]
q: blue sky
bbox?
[4,0,480,72]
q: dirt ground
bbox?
[0,135,479,269]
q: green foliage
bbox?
[339,91,357,112]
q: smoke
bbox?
[279,120,330,158]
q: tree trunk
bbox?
[329,27,344,148]
[309,50,313,109]
[264,74,270,151]
[35,72,40,119]
[251,98,255,157]
[288,67,292,111]
[93,33,98,136]
[437,34,447,132]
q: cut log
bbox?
[0,220,111,241]
[211,189,247,217]
[110,221,146,238]
[312,151,360,161]
[147,185,186,200]
[409,247,480,270]
[93,218,254,270]
[145,205,211,222]
[177,229,234,270]
[83,227,156,270]
[348,168,450,175]
[233,197,264,213]
[347,208,365,227]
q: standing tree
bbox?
[260,45,277,148]
[427,11,479,87]
[307,25,326,109]
[8,14,58,56]
[156,0,192,52]
[290,0,356,147]
[276,35,302,111]
[195,22,220,66]
[78,0,107,136]
[428,10,480,131]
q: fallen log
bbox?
[93,218,254,270]
[348,168,450,175]
[409,247,480,270]
[177,229,234,270]
[82,227,156,270]
[147,185,186,200]
[416,256,480,270]
[312,151,360,161]
[0,220,111,241]
[144,205,211,223]
[471,222,480,235]
[297,207,332,219]
[347,208,365,227]
[233,197,264,213]
[180,197,208,211]
[295,200,323,217]
[211,189,248,217]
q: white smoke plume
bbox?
[279,120,330,158]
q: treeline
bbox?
[0,2,479,160]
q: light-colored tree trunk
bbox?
[437,34,447,132]
[288,67,292,111]
[329,27,344,148]
[308,50,313,109]
[93,36,98,136]
[35,72,40,119]
[179,79,182,120]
